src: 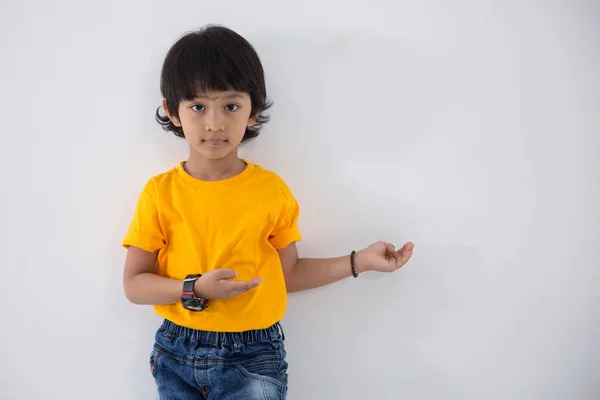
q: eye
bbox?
[191,104,205,112]
[224,104,239,112]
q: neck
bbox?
[183,151,246,182]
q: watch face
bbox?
[183,298,208,311]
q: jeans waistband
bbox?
[160,319,285,345]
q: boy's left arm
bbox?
[278,241,414,293]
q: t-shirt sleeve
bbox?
[269,180,302,250]
[122,179,165,253]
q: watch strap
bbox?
[182,274,201,298]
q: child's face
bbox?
[164,90,255,160]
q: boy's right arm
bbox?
[123,246,183,305]
[123,246,263,305]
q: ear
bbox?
[247,115,257,127]
[162,98,182,127]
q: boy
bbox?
[122,25,414,400]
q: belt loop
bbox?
[232,333,242,353]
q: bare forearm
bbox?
[285,251,366,293]
[124,273,183,305]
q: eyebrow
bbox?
[193,93,245,101]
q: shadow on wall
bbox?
[243,28,471,251]
[239,28,484,335]
[243,26,468,244]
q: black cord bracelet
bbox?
[350,250,358,278]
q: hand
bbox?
[357,241,414,273]
[194,269,262,300]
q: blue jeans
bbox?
[149,319,289,399]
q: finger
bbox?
[384,242,396,255]
[246,277,263,287]
[397,242,415,257]
[395,249,413,268]
[229,278,263,295]
[399,249,413,262]
[211,268,238,280]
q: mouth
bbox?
[203,139,228,145]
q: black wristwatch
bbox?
[181,274,208,311]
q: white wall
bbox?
[1,1,599,399]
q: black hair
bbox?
[155,25,272,142]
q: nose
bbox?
[205,109,224,132]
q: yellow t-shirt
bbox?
[122,160,301,332]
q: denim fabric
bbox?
[149,319,288,399]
